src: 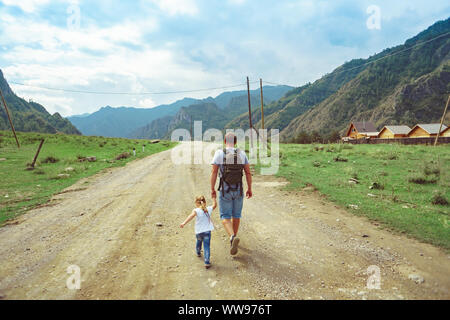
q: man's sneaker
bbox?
[230,235,240,255]
[196,252,201,257]
[205,263,211,269]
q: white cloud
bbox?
[16,89,74,115]
[151,0,198,16]
[138,98,157,108]
[0,0,50,13]
[228,0,246,5]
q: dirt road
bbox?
[0,142,449,300]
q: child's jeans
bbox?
[196,231,211,264]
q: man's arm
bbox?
[211,165,219,198]
[244,164,252,199]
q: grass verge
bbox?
[255,143,450,250]
[0,130,177,224]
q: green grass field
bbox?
[256,143,450,250]
[0,130,176,224]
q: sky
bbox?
[0,0,449,117]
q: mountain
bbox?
[0,70,81,135]
[67,97,201,138]
[276,18,450,141]
[70,85,291,139]
[130,85,292,139]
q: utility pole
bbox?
[260,78,265,130]
[247,76,253,148]
[0,87,20,148]
[434,94,450,146]
[30,139,45,168]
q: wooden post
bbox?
[434,95,450,146]
[260,78,265,130]
[30,139,45,168]
[0,87,20,149]
[247,77,254,148]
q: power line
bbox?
[263,31,450,87]
[9,81,259,95]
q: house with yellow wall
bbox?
[439,126,450,137]
[408,124,448,138]
[377,125,411,139]
[345,121,378,139]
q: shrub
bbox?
[408,175,437,185]
[431,192,448,206]
[423,162,440,177]
[334,155,348,162]
[115,152,130,160]
[42,156,59,164]
[33,168,45,175]
[386,152,398,160]
[370,182,384,190]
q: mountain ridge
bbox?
[0,70,81,135]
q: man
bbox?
[211,132,252,255]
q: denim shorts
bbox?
[219,188,244,220]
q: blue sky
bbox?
[0,0,449,116]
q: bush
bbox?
[408,175,437,185]
[115,152,130,160]
[33,168,45,175]
[431,192,448,206]
[423,162,440,177]
[370,182,384,190]
[42,156,59,164]
[386,152,398,160]
[334,155,348,162]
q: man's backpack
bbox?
[218,148,244,196]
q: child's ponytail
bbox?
[195,195,208,213]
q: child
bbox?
[180,196,217,269]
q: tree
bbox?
[310,131,322,143]
[327,130,341,143]
[295,131,311,144]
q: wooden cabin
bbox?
[439,126,450,137]
[345,121,378,139]
[377,125,411,139]
[408,124,448,138]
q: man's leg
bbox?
[232,192,244,235]
[222,219,235,237]
[219,192,235,237]
[232,218,240,235]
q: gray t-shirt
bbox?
[211,148,249,189]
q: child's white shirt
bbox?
[194,206,214,234]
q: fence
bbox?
[344,137,450,145]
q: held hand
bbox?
[246,189,253,199]
[180,223,185,228]
[211,190,217,199]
